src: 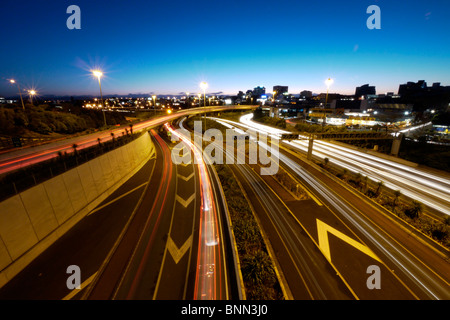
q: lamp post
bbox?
[325,77,333,107]
[200,82,208,130]
[9,79,25,110]
[152,95,157,114]
[93,70,106,127]
[28,90,36,105]
[323,77,334,129]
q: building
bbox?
[253,86,266,98]
[398,80,450,111]
[273,85,288,100]
[300,90,312,98]
[355,84,376,98]
[398,80,427,97]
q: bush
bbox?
[214,163,283,300]
[0,104,127,137]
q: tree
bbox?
[323,157,329,169]
[355,172,362,190]
[342,168,349,182]
[444,216,450,226]
[406,200,423,219]
[253,107,264,120]
[363,176,369,194]
[72,143,78,156]
[393,190,401,207]
[375,180,384,196]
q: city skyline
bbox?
[1,0,450,97]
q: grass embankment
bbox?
[183,115,284,299]
[319,159,450,249]
[214,164,284,300]
[0,104,127,137]
[251,110,450,245]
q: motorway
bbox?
[0,127,234,300]
[241,114,450,218]
[207,115,450,300]
[1,106,449,300]
[0,106,255,176]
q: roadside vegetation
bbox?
[318,157,450,249]
[247,111,450,248]
[0,103,127,137]
[252,108,287,129]
[182,115,284,299]
[214,164,284,300]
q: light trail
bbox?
[0,106,255,176]
[164,122,222,300]
[227,113,450,216]
[210,117,449,299]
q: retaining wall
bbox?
[0,132,154,288]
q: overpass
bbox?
[280,131,401,159]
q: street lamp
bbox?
[92,70,106,127]
[28,90,36,105]
[322,77,334,128]
[325,77,334,107]
[9,79,25,110]
[200,82,208,129]
[152,95,157,114]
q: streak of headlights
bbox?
[210,116,445,299]
[219,114,450,216]
[164,122,220,300]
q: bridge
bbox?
[281,131,400,160]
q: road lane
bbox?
[166,123,229,300]
[194,125,354,299]
[211,117,450,299]
[238,113,450,217]
[0,133,158,299]
[0,106,256,176]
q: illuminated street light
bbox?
[200,82,208,129]
[92,70,106,127]
[28,89,36,105]
[325,77,334,88]
[9,79,25,110]
[322,77,334,128]
[325,77,334,107]
[152,95,157,114]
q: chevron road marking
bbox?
[177,172,194,182]
[167,235,193,264]
[316,219,382,263]
[176,194,195,208]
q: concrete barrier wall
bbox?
[0,132,154,287]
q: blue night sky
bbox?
[1,0,449,97]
